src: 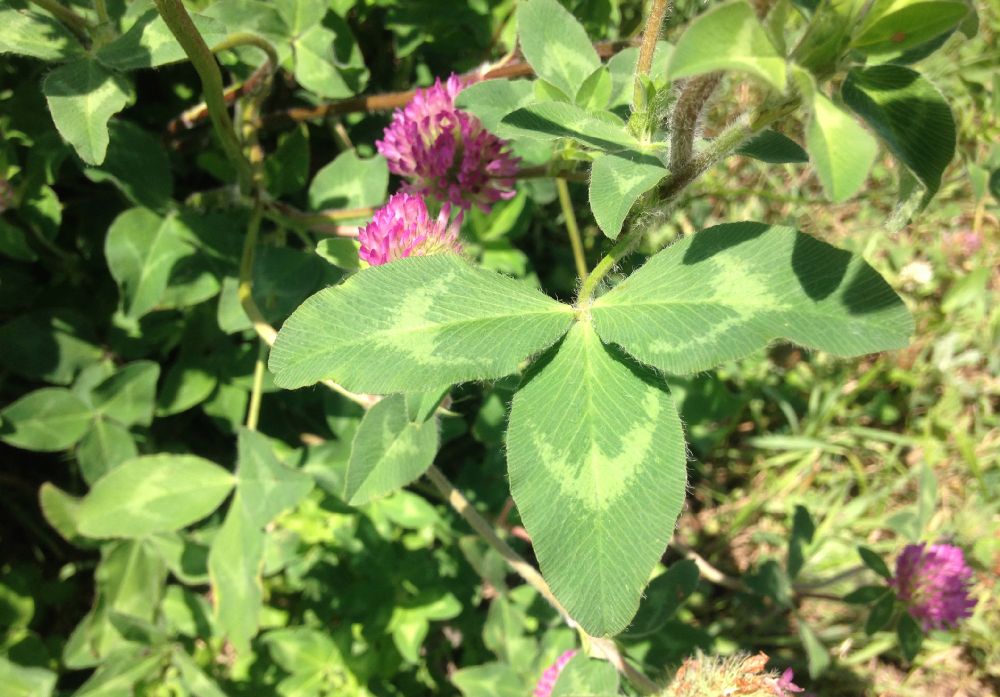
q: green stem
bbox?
[211,31,279,73]
[556,178,588,283]
[29,0,93,43]
[93,0,109,24]
[238,200,278,345]
[632,0,670,112]
[245,339,266,431]
[153,0,254,193]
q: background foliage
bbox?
[0,0,997,695]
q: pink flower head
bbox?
[376,74,520,211]
[890,543,977,631]
[769,667,805,695]
[533,649,577,697]
[358,192,463,266]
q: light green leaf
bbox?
[736,130,808,163]
[591,222,913,374]
[0,387,92,452]
[157,359,218,416]
[209,430,313,651]
[39,482,85,544]
[853,0,968,55]
[0,5,82,61]
[97,9,230,70]
[798,619,831,677]
[291,25,348,97]
[803,85,878,202]
[104,209,188,320]
[344,394,440,505]
[507,322,687,636]
[208,495,262,654]
[667,0,786,91]
[307,151,388,214]
[172,649,228,697]
[275,0,328,35]
[841,65,955,201]
[43,60,131,166]
[499,102,640,151]
[606,42,673,108]
[77,455,235,538]
[454,79,535,133]
[517,0,601,100]
[92,361,160,427]
[589,151,668,239]
[270,254,574,393]
[0,655,57,697]
[76,419,139,485]
[551,654,620,697]
[452,663,526,697]
[236,428,314,526]
[315,238,360,271]
[575,67,613,110]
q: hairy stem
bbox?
[669,72,723,173]
[633,0,670,111]
[424,465,575,625]
[556,179,588,282]
[29,0,93,43]
[153,0,254,192]
[211,31,279,73]
[93,0,110,24]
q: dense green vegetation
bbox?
[0,0,996,695]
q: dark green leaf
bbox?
[737,130,809,163]
[0,387,92,452]
[842,65,955,202]
[858,546,893,579]
[866,591,896,634]
[898,611,924,660]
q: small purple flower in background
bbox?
[358,192,463,267]
[533,649,577,697]
[890,543,977,631]
[768,667,804,695]
[376,73,520,211]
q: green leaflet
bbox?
[269,255,575,393]
[345,394,440,505]
[307,151,388,213]
[499,102,641,152]
[667,0,786,91]
[0,387,92,452]
[507,322,687,637]
[551,654,620,696]
[516,0,601,100]
[591,222,913,374]
[91,361,160,427]
[455,79,535,133]
[736,130,808,164]
[797,70,878,202]
[589,150,669,239]
[77,455,235,538]
[0,655,57,697]
[209,430,313,652]
[43,60,131,166]
[0,5,82,61]
[852,0,968,55]
[841,65,955,202]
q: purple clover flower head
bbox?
[358,192,463,267]
[533,649,578,697]
[890,543,977,631]
[376,74,520,211]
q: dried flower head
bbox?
[533,649,578,697]
[358,192,463,267]
[665,652,803,696]
[376,74,519,211]
[891,543,977,631]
